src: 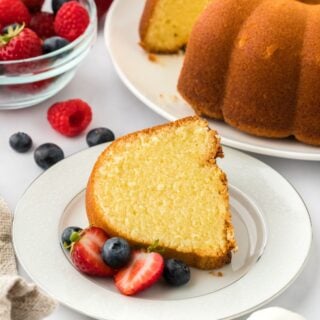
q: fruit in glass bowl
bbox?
[0,0,97,109]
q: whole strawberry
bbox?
[0,0,31,27]
[47,99,92,137]
[21,0,44,12]
[30,12,55,39]
[70,227,115,277]
[0,24,42,61]
[95,0,113,19]
[54,1,89,42]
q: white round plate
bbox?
[105,0,320,161]
[13,143,312,320]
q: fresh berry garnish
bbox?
[71,226,115,277]
[95,0,113,19]
[30,12,55,39]
[47,99,92,137]
[43,36,69,54]
[34,143,64,169]
[54,1,89,42]
[101,237,131,269]
[163,259,190,286]
[114,250,164,296]
[61,226,83,249]
[0,0,31,27]
[0,24,42,61]
[21,0,44,12]
[52,0,73,14]
[9,132,32,153]
[86,128,115,147]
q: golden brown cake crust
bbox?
[86,117,236,270]
[139,0,158,51]
[178,0,320,146]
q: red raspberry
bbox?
[30,12,55,39]
[0,0,31,27]
[54,1,89,42]
[47,99,92,137]
[21,0,44,12]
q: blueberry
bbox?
[61,226,82,249]
[34,143,64,169]
[52,0,73,13]
[163,259,190,286]
[43,36,70,54]
[9,132,33,153]
[101,237,131,268]
[2,23,21,35]
[86,127,115,147]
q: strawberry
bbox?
[30,12,55,39]
[54,1,89,42]
[114,250,164,296]
[21,0,44,12]
[0,24,42,61]
[95,0,113,19]
[0,0,31,27]
[70,227,115,277]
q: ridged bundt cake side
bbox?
[178,0,320,146]
[86,117,236,270]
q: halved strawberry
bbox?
[70,226,115,277]
[114,250,164,295]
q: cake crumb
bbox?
[172,95,179,102]
[209,271,224,277]
[148,53,158,63]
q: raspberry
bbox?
[54,1,89,42]
[30,12,55,39]
[0,0,31,27]
[47,99,92,137]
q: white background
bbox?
[0,28,319,319]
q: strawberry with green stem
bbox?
[0,24,42,61]
[68,226,115,277]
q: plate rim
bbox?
[104,0,320,161]
[12,143,313,320]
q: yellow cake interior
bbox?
[141,0,212,53]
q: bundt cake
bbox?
[177,0,320,146]
[139,0,212,53]
[86,117,236,270]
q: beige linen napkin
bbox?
[0,197,57,320]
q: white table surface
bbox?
[0,27,319,320]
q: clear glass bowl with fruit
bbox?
[0,0,97,109]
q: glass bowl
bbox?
[0,0,97,109]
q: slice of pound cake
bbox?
[86,117,236,270]
[139,0,212,53]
